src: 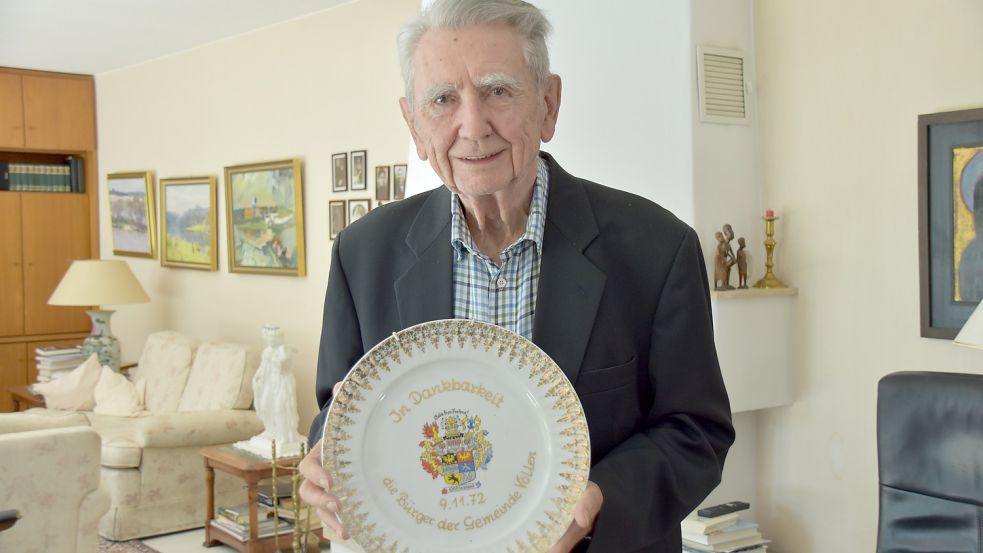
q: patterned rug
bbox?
[98,537,162,553]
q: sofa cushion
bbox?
[94,367,146,417]
[178,342,259,412]
[132,331,198,413]
[31,353,102,410]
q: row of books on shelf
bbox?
[681,501,770,553]
[35,345,87,382]
[0,158,85,193]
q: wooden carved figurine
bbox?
[722,224,736,288]
[736,237,748,288]
[714,231,735,290]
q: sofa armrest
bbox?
[0,410,90,435]
[85,409,263,448]
[76,487,109,551]
[0,427,105,553]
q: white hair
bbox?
[397,0,553,105]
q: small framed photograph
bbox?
[351,150,367,191]
[332,152,348,192]
[108,171,157,258]
[919,107,983,338]
[393,163,407,200]
[160,176,218,271]
[375,165,391,201]
[348,198,371,225]
[329,200,347,240]
[224,158,306,276]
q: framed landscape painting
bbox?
[919,107,983,338]
[160,176,218,271]
[108,171,157,258]
[224,159,306,276]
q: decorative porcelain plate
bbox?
[322,319,590,553]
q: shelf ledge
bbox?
[711,287,798,300]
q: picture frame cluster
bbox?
[329,148,407,239]
[106,150,410,276]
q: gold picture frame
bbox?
[160,176,218,271]
[224,159,306,276]
[107,171,157,258]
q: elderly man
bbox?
[298,1,734,552]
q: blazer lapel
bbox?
[533,153,605,385]
[395,186,454,328]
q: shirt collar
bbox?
[450,156,550,259]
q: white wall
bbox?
[407,0,696,223]
[96,0,419,431]
[542,0,695,222]
[753,0,983,551]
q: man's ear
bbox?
[399,97,428,160]
[540,74,562,143]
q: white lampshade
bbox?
[48,260,150,307]
[954,302,983,349]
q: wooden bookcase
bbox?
[0,67,100,411]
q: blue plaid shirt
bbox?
[451,157,549,340]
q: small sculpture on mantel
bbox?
[736,237,748,289]
[714,231,734,290]
[236,324,306,458]
[714,224,747,291]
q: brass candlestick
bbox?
[753,214,787,289]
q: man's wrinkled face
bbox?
[400,23,560,201]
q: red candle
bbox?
[765,209,774,218]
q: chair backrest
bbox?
[876,371,983,553]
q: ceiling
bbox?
[0,0,351,75]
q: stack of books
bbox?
[211,502,294,541]
[35,345,87,382]
[256,478,323,530]
[681,504,770,553]
[257,478,295,508]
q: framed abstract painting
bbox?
[918,107,983,338]
[224,159,306,276]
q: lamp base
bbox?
[82,310,121,372]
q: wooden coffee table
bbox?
[200,444,324,553]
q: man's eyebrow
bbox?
[477,73,522,90]
[419,83,456,108]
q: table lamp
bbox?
[48,259,150,371]
[954,302,983,349]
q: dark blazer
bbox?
[308,153,734,553]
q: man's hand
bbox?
[298,382,349,540]
[547,481,603,553]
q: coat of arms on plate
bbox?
[419,409,493,494]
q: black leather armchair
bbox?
[876,371,983,553]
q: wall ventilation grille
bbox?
[698,45,749,125]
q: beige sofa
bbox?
[22,331,265,540]
[0,423,110,553]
